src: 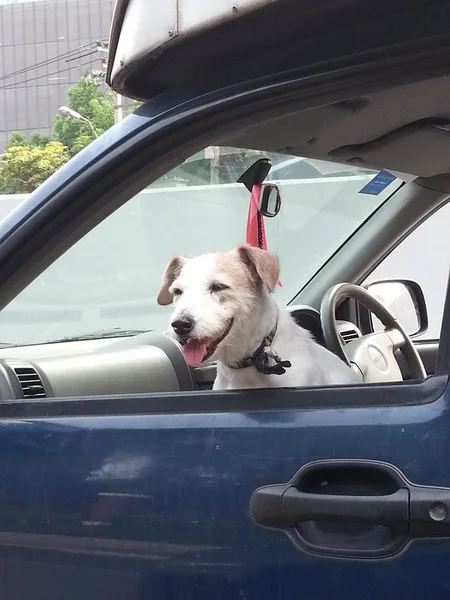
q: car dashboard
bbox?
[0,306,363,400]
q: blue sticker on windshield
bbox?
[359,171,396,195]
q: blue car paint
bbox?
[0,378,449,599]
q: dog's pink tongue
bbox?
[183,339,207,366]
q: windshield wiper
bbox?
[45,328,152,344]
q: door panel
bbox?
[0,376,449,600]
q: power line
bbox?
[0,43,98,83]
[0,41,103,83]
[65,49,99,63]
[1,80,83,91]
[0,55,99,91]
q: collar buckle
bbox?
[229,320,292,376]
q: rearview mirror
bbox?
[366,279,428,337]
[258,183,281,217]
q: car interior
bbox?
[0,73,448,402]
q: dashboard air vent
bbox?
[13,365,46,399]
[340,329,360,345]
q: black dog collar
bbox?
[227,321,292,376]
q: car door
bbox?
[0,327,450,600]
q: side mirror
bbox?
[365,279,428,337]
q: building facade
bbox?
[0,0,115,150]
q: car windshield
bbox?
[0,147,402,346]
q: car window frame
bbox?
[357,200,450,343]
[436,272,450,375]
[0,51,448,417]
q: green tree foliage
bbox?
[0,141,69,194]
[29,132,53,147]
[53,76,115,155]
[5,131,53,150]
[0,77,140,193]
[6,132,27,148]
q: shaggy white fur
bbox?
[157,244,361,390]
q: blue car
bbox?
[0,0,450,598]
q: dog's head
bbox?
[157,244,279,366]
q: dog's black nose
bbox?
[171,316,194,335]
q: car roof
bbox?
[107,0,273,95]
[107,0,441,101]
[105,0,450,184]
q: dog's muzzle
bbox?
[176,317,235,367]
[202,318,234,362]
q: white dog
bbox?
[157,244,361,390]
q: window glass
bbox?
[365,202,450,341]
[0,147,401,346]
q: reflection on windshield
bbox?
[0,147,402,346]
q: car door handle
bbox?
[253,486,409,530]
[250,459,450,559]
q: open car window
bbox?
[365,200,450,341]
[0,147,401,347]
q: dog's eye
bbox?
[172,288,183,297]
[209,282,229,294]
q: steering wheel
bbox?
[320,283,427,383]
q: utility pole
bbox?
[96,41,124,123]
[211,145,220,185]
[114,92,124,123]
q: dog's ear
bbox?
[157,256,187,305]
[237,244,279,293]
